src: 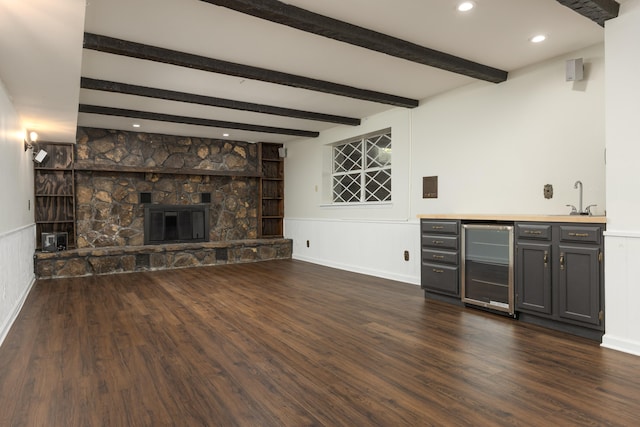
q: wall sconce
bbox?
[24,130,48,163]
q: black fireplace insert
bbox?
[144,205,209,245]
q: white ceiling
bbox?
[0,0,616,144]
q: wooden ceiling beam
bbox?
[200,0,508,83]
[81,77,361,126]
[556,0,620,27]
[78,104,320,138]
[83,33,419,108]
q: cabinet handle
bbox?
[568,232,590,237]
[432,225,444,230]
[525,230,542,235]
[432,268,444,274]
[432,255,445,260]
[560,253,565,270]
[432,240,444,245]
[543,251,548,267]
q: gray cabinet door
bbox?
[557,245,601,325]
[516,242,552,315]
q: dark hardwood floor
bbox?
[1,260,639,426]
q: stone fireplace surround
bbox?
[34,127,291,279]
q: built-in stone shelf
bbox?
[35,238,292,279]
[74,163,262,178]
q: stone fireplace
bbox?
[73,127,261,248]
[75,171,256,247]
[33,127,292,279]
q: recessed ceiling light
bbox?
[223,133,230,137]
[530,34,547,43]
[132,123,141,128]
[457,1,475,12]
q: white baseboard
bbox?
[601,335,640,357]
[292,253,420,286]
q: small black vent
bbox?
[215,248,228,261]
[140,192,152,204]
[201,192,211,204]
[136,254,150,269]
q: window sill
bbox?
[319,201,393,208]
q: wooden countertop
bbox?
[417,213,606,224]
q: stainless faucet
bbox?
[567,180,597,215]
[574,180,583,214]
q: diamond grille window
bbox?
[332,130,391,203]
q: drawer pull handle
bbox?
[569,232,590,237]
[432,240,444,245]
[432,226,444,230]
[524,230,542,235]
[432,268,444,274]
[432,255,445,260]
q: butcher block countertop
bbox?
[417,214,606,224]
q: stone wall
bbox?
[74,128,259,248]
[76,127,258,173]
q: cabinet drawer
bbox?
[560,226,602,244]
[422,249,458,265]
[516,223,551,240]
[421,220,459,235]
[421,263,459,295]
[422,235,458,250]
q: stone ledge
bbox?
[35,239,292,279]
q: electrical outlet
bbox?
[306,240,310,248]
[403,250,409,261]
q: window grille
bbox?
[332,130,391,203]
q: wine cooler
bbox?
[461,224,515,316]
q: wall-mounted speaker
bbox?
[566,58,584,82]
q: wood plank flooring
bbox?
[1,259,639,426]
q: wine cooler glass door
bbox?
[462,224,514,314]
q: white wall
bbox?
[602,0,640,356]
[285,107,419,282]
[410,43,605,217]
[0,79,36,346]
[285,43,605,285]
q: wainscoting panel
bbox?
[285,218,421,285]
[602,231,640,356]
[0,224,36,346]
